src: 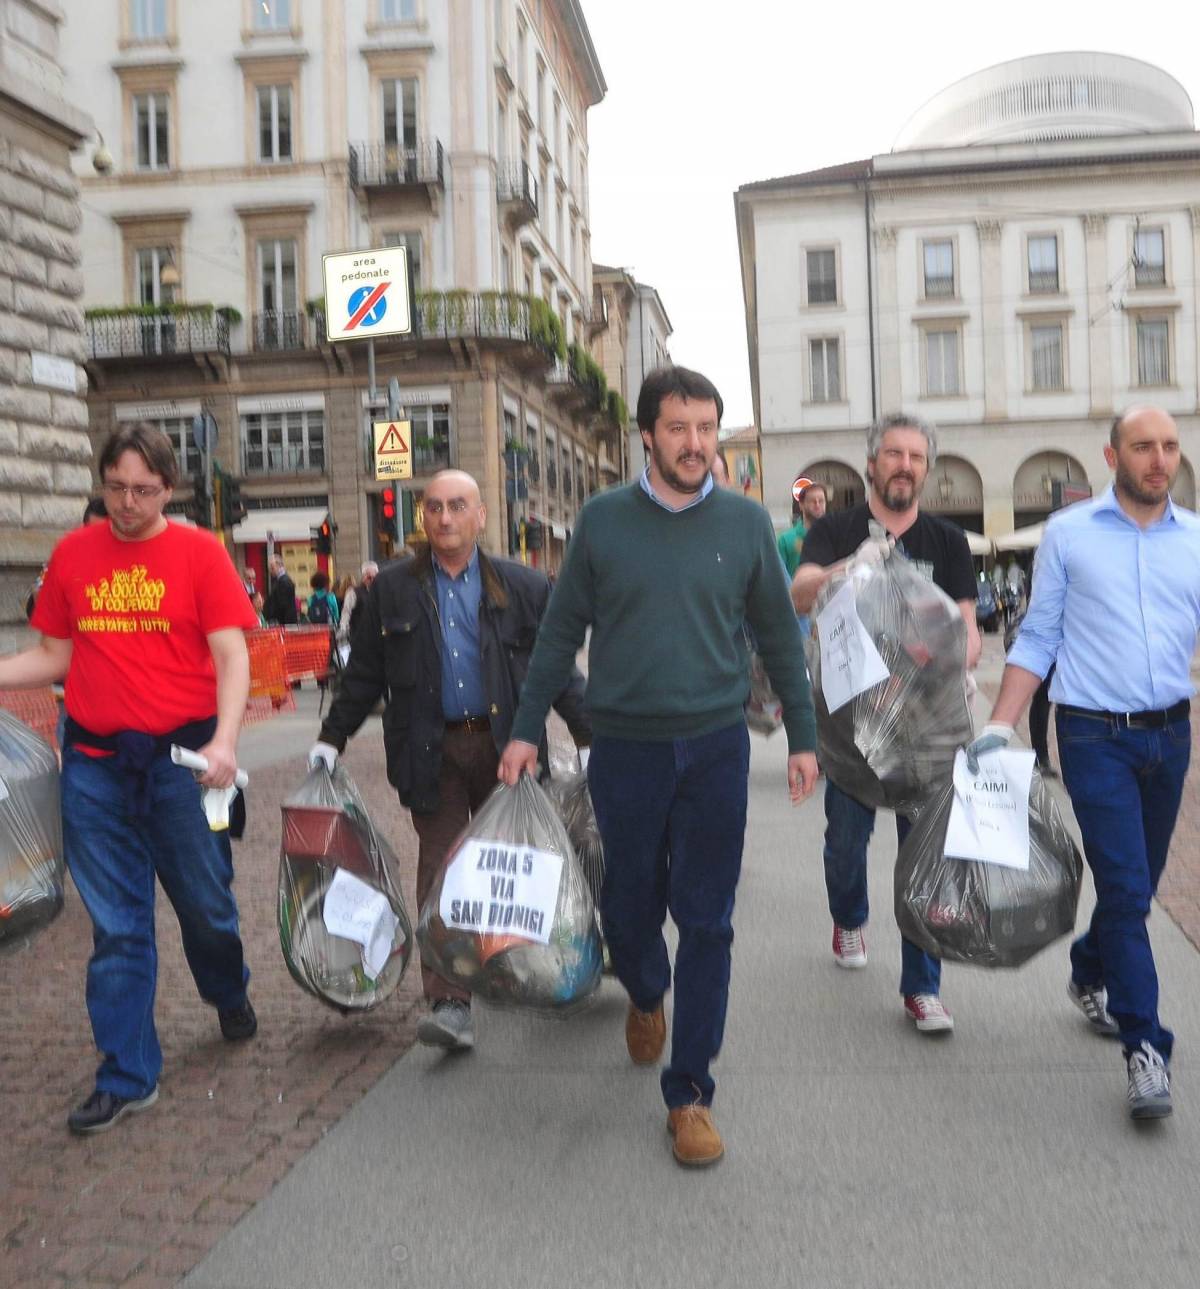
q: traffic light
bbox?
[381,486,397,537]
[315,518,334,555]
[190,468,211,528]
[222,474,247,527]
[524,517,543,550]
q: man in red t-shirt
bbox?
[0,423,260,1135]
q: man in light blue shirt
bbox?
[970,406,1200,1120]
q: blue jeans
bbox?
[62,748,250,1099]
[587,722,750,1108]
[1056,709,1190,1060]
[823,779,941,996]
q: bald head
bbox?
[1105,403,1181,513]
[427,469,482,505]
[1110,405,1178,449]
[422,469,486,568]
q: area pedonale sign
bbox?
[322,246,413,343]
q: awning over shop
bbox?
[550,522,567,540]
[963,530,992,557]
[994,522,1045,553]
[232,507,328,545]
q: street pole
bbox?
[202,416,213,530]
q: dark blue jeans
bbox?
[587,722,750,1108]
[1056,709,1190,1060]
[62,748,250,1099]
[823,779,941,996]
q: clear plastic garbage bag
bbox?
[894,766,1083,968]
[417,774,602,1014]
[547,770,604,910]
[810,545,973,813]
[279,765,412,1010]
[0,710,64,949]
[745,651,784,737]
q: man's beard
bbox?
[874,472,919,512]
[1116,462,1173,507]
[652,443,707,494]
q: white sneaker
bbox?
[904,993,954,1033]
[1126,1042,1171,1119]
[416,1000,474,1052]
[832,924,867,969]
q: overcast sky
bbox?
[582,0,1200,426]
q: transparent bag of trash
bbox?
[0,710,64,950]
[745,650,784,737]
[894,764,1082,968]
[418,773,602,1014]
[279,764,412,1010]
[810,542,973,813]
[547,769,604,910]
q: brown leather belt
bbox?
[445,715,492,734]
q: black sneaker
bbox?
[68,1086,159,1135]
[219,998,258,1041]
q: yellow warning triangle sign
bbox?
[377,423,409,454]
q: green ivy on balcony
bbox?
[84,302,243,323]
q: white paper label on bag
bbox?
[816,580,890,714]
[322,867,401,978]
[439,838,563,946]
[944,748,1036,870]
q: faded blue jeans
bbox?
[587,722,750,1108]
[62,748,250,1099]
[1057,708,1190,1060]
[823,779,941,997]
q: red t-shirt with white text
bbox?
[31,520,259,737]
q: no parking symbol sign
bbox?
[322,246,413,343]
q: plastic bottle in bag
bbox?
[0,710,64,949]
[417,774,602,1013]
[279,765,412,1010]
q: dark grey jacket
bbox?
[318,545,589,813]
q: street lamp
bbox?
[91,130,113,175]
[937,471,953,502]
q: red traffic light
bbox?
[319,520,332,538]
[382,487,396,519]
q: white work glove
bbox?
[577,746,591,771]
[853,532,894,568]
[308,741,338,773]
[964,723,1014,773]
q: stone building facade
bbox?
[0,0,91,646]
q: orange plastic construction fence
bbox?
[0,687,60,749]
[281,626,334,684]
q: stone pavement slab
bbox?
[183,726,1200,1289]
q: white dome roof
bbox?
[894,53,1194,150]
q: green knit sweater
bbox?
[511,483,816,752]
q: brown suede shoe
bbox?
[668,1105,724,1167]
[625,1000,666,1065]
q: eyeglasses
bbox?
[422,498,472,516]
[103,482,164,501]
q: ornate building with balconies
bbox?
[63,0,611,582]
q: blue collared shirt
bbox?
[1008,484,1200,711]
[433,547,489,720]
[639,465,714,512]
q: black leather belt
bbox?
[1057,700,1189,730]
[445,715,491,734]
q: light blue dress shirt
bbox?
[639,465,713,512]
[433,547,488,720]
[1008,485,1200,712]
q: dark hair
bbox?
[82,496,108,524]
[635,366,724,433]
[310,571,330,591]
[97,422,179,489]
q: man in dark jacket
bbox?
[263,555,298,625]
[309,470,589,1052]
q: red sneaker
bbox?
[832,924,867,969]
[904,993,954,1033]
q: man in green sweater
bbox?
[499,367,818,1168]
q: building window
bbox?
[809,337,840,402]
[1136,318,1170,385]
[132,0,167,39]
[134,93,170,170]
[545,434,557,490]
[806,249,837,305]
[380,0,416,19]
[923,240,955,298]
[516,19,527,97]
[382,77,419,166]
[257,85,293,162]
[255,238,299,347]
[526,421,540,482]
[1134,227,1166,287]
[925,329,959,396]
[159,417,201,476]
[135,246,176,307]
[536,61,545,131]
[255,0,291,30]
[1027,235,1059,293]
[560,443,572,499]
[500,245,511,289]
[382,230,422,292]
[503,408,518,445]
[1030,322,1064,391]
[406,404,451,472]
[242,409,325,474]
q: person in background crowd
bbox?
[337,561,380,648]
[242,566,257,601]
[777,480,828,581]
[793,413,980,1036]
[969,405,1199,1120]
[498,366,818,1169]
[305,572,340,629]
[309,472,589,1055]
[711,447,732,489]
[332,574,354,616]
[263,555,298,626]
[251,591,267,629]
[0,422,259,1135]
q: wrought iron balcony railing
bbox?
[348,140,445,189]
[252,311,308,352]
[86,310,230,360]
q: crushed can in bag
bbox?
[417,774,602,1013]
[0,709,64,950]
[810,542,973,814]
[894,762,1083,969]
[279,764,412,1010]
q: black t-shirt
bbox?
[800,503,976,603]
